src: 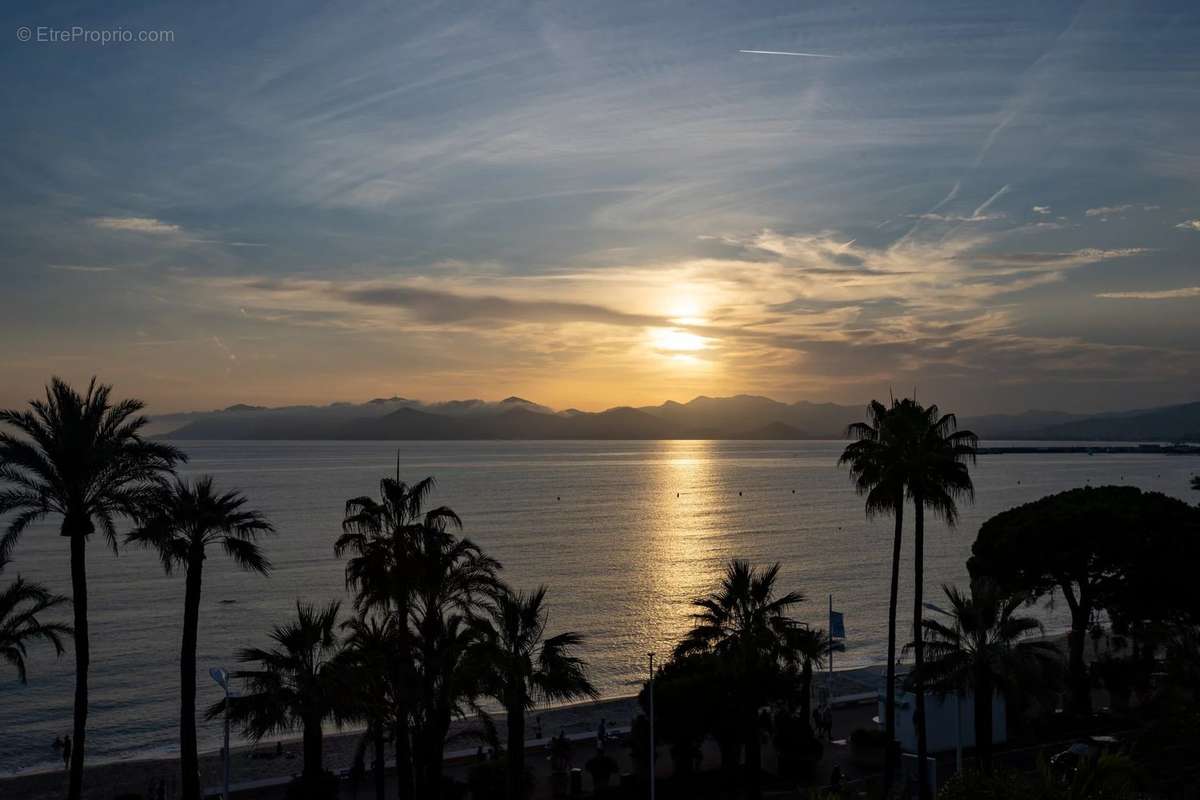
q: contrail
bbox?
[738,49,837,58]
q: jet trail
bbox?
[738,49,837,58]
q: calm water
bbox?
[2,440,1195,773]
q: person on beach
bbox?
[822,705,834,741]
[596,718,607,751]
[61,735,71,770]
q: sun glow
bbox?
[651,327,708,353]
[666,296,708,327]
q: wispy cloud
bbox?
[1097,287,1200,300]
[1032,206,1052,215]
[91,216,181,234]
[1085,204,1132,218]
[47,264,117,272]
[1175,219,1200,232]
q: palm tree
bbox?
[412,610,492,798]
[477,585,597,800]
[211,601,348,786]
[126,476,274,800]
[407,516,500,797]
[336,474,458,799]
[839,397,907,792]
[341,613,400,800]
[887,399,977,799]
[909,579,1061,771]
[779,624,841,738]
[0,377,183,800]
[676,560,805,800]
[1,553,72,682]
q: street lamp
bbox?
[923,603,962,774]
[647,652,656,800]
[209,667,232,800]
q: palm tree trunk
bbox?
[913,498,929,800]
[304,715,324,779]
[1067,604,1092,715]
[425,712,450,800]
[506,699,526,800]
[394,718,412,800]
[180,555,204,800]
[975,670,993,772]
[883,495,903,798]
[67,531,88,800]
[394,592,413,800]
[374,725,386,800]
[745,709,762,800]
[799,662,813,736]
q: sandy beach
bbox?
[0,693,643,800]
[0,636,1077,800]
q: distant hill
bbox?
[1032,401,1200,442]
[157,395,1200,442]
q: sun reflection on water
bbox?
[635,439,726,660]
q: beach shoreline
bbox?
[0,692,643,800]
[0,629,1075,800]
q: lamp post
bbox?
[923,603,962,774]
[647,652,656,800]
[209,667,231,800]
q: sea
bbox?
[1,440,1196,774]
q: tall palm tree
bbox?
[211,601,348,785]
[676,560,804,800]
[910,579,1061,770]
[407,516,500,797]
[477,585,597,800]
[779,624,841,738]
[341,613,400,800]
[126,476,274,800]
[336,474,457,799]
[839,397,907,793]
[0,377,183,800]
[1,553,72,682]
[411,611,492,798]
[889,399,977,799]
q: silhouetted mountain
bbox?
[958,409,1091,439]
[1032,401,1200,442]
[735,421,812,439]
[638,395,860,435]
[158,395,1200,442]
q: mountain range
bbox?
[149,395,1200,443]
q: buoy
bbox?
[556,496,560,501]
[738,491,742,496]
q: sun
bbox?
[651,327,708,353]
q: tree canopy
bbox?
[969,485,1200,626]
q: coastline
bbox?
[0,634,1077,799]
[0,693,640,800]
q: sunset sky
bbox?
[3,1,1199,414]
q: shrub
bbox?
[849,727,888,749]
[935,769,1027,800]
